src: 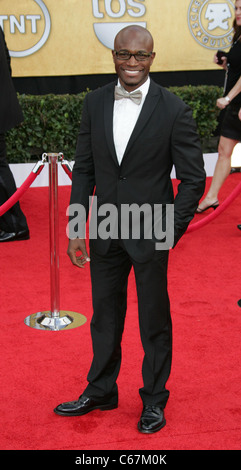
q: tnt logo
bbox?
[0,0,51,57]
[188,0,235,50]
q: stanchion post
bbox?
[49,153,60,318]
[24,152,86,331]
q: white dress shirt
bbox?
[113,77,150,165]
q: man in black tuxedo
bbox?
[54,26,206,433]
[0,26,29,242]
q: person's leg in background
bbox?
[0,132,29,241]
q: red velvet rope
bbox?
[0,160,72,217]
[0,171,39,217]
[186,180,241,233]
[61,163,72,180]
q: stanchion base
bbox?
[24,311,87,331]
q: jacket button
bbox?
[119,176,126,181]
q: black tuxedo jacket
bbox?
[70,79,205,262]
[0,27,23,132]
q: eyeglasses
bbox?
[114,50,153,61]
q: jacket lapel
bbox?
[104,81,119,166]
[121,79,161,162]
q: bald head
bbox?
[114,25,154,51]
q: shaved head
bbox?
[114,25,154,51]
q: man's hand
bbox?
[67,238,90,268]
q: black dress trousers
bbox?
[84,239,171,409]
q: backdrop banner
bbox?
[0,0,236,77]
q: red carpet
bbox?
[0,174,241,452]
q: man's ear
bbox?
[150,51,156,66]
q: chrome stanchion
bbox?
[24,153,86,331]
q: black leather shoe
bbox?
[138,405,166,434]
[0,229,30,242]
[237,224,241,231]
[54,393,118,417]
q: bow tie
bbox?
[114,86,142,105]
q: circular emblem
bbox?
[9,0,51,57]
[188,0,235,50]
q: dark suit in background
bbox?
[0,26,29,238]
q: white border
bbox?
[9,154,218,188]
